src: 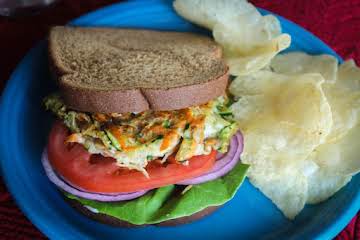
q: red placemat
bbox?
[0,0,359,239]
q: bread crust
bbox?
[65,196,220,227]
[58,69,229,113]
[142,71,228,111]
[48,27,229,113]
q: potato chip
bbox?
[337,59,360,91]
[270,52,338,83]
[272,58,360,175]
[322,84,360,142]
[240,125,319,176]
[222,35,291,76]
[230,71,332,144]
[309,124,360,175]
[212,14,290,76]
[270,53,360,142]
[175,0,359,219]
[212,13,283,54]
[173,0,291,76]
[306,167,351,204]
[323,61,360,142]
[230,70,333,218]
[248,168,307,219]
[173,0,258,30]
[323,60,360,143]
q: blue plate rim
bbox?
[0,1,358,239]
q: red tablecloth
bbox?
[0,0,359,239]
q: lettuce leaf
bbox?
[65,163,249,225]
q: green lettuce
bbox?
[65,163,249,225]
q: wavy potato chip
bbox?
[240,124,320,176]
[248,168,308,219]
[268,55,360,204]
[306,167,352,204]
[323,60,360,142]
[173,0,258,30]
[212,13,290,76]
[322,84,360,142]
[270,52,338,83]
[273,55,360,175]
[230,71,332,143]
[270,53,360,142]
[230,70,334,218]
[175,0,358,219]
[173,0,291,76]
[230,71,332,194]
[212,14,282,54]
[337,60,360,91]
[309,124,360,175]
[222,34,291,76]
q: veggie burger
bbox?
[42,26,248,226]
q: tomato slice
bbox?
[47,121,216,193]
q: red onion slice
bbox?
[41,149,148,202]
[176,131,243,185]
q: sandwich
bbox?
[42,26,248,226]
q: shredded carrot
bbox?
[65,133,82,143]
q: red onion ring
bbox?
[176,131,243,185]
[41,149,148,202]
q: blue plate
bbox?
[0,0,359,239]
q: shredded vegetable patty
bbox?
[44,94,237,173]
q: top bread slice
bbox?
[49,26,229,113]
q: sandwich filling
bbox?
[44,94,237,174]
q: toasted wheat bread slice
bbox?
[49,26,228,113]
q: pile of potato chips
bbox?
[174,0,360,219]
[174,0,291,76]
